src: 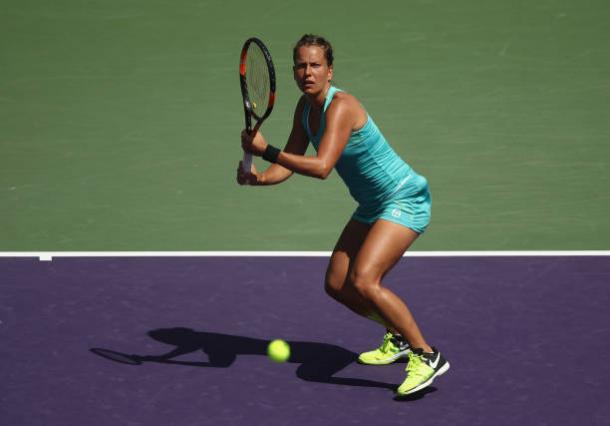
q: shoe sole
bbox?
[357,349,411,365]
[396,361,451,396]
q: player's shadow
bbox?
[90,327,396,390]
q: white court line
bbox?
[0,251,609,261]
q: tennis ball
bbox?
[267,339,290,363]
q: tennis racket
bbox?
[239,37,276,173]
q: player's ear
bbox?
[328,65,333,82]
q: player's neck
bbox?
[307,83,332,109]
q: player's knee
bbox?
[324,275,343,301]
[349,269,380,300]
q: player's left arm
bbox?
[259,96,356,179]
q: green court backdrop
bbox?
[1,0,609,251]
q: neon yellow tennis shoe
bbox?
[358,332,411,365]
[396,348,450,396]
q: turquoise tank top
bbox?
[302,86,413,207]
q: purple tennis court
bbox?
[2,256,609,425]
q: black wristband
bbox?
[262,144,281,163]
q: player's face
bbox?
[293,45,333,96]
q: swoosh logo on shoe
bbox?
[429,353,441,369]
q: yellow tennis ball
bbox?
[267,339,290,363]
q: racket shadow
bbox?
[90,327,395,390]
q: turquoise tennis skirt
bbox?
[351,172,432,234]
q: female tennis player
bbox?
[237,34,449,396]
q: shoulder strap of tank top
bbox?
[323,86,341,112]
[301,99,312,139]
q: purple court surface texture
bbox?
[2,255,609,426]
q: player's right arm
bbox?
[237,97,309,186]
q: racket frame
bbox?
[239,37,276,173]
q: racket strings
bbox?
[245,44,271,119]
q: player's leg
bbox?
[347,219,431,351]
[325,218,411,365]
[324,219,378,319]
[347,218,449,395]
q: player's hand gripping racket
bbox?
[239,37,276,174]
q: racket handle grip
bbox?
[242,152,253,174]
